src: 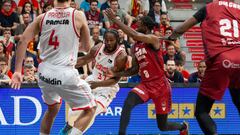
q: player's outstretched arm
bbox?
[104,8,160,50]
[168,6,206,41]
[89,51,128,89]
[10,14,43,90]
[76,43,102,68]
[168,17,198,40]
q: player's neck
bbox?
[54,2,69,8]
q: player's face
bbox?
[137,22,147,34]
[104,33,118,52]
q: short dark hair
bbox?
[104,29,120,43]
[90,0,98,5]
[110,0,118,3]
[57,0,68,3]
[140,16,156,31]
[153,1,161,6]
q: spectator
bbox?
[104,0,133,29]
[80,0,101,12]
[153,12,171,37]
[17,0,41,15]
[100,0,110,11]
[164,27,186,64]
[14,12,31,42]
[42,2,53,13]
[22,63,37,83]
[19,2,36,24]
[23,56,35,67]
[149,0,167,12]
[176,60,189,82]
[0,41,7,58]
[0,0,19,33]
[70,0,79,9]
[118,29,131,55]
[1,29,15,56]
[85,0,104,34]
[131,13,143,30]
[147,1,162,24]
[163,44,183,64]
[90,27,103,48]
[189,60,207,83]
[0,56,12,82]
[165,60,184,83]
[11,50,38,72]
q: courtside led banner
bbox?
[0,87,239,134]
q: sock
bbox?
[39,133,49,135]
[69,127,83,135]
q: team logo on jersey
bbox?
[108,59,113,64]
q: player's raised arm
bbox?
[168,6,206,40]
[10,14,43,89]
[104,8,160,50]
[77,10,91,52]
[76,43,102,68]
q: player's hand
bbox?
[88,81,98,89]
[105,69,116,78]
[9,72,23,90]
[80,74,88,80]
[104,8,116,21]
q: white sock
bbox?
[39,133,49,135]
[69,127,83,135]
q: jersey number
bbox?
[219,19,239,38]
[49,30,59,49]
[98,73,106,80]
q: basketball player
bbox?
[104,9,189,135]
[59,29,128,134]
[10,0,96,134]
[166,0,240,134]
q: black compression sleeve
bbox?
[193,6,207,23]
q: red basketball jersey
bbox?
[201,0,240,58]
[133,41,165,82]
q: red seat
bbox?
[191,53,205,61]
[188,47,204,53]
[186,39,203,47]
[184,33,202,39]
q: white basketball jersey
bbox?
[92,44,124,81]
[39,7,79,66]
